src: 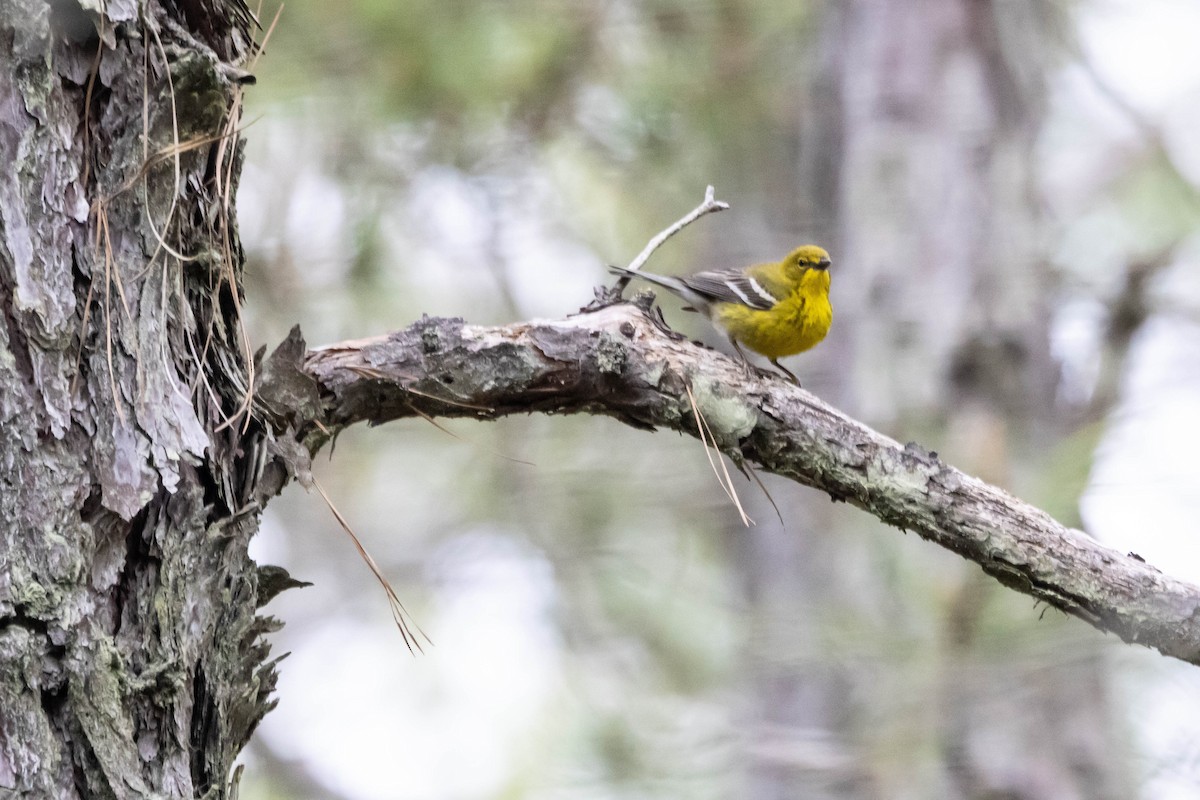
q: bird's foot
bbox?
[769,359,802,387]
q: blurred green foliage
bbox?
[253,0,823,265]
[237,1,1199,798]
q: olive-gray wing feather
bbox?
[680,270,780,310]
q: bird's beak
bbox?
[816,257,831,270]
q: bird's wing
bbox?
[681,269,781,310]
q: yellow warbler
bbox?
[610,244,833,384]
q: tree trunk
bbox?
[0,2,279,797]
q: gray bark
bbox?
[296,306,1200,665]
[0,2,281,797]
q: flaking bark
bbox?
[0,2,281,797]
[298,303,1200,665]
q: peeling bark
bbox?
[1,2,281,798]
[299,304,1200,665]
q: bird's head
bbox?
[783,245,832,280]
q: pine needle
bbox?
[340,366,534,465]
[402,383,495,413]
[403,401,537,467]
[249,3,284,71]
[684,383,753,527]
[746,466,784,527]
[312,476,432,655]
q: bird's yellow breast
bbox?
[712,268,831,359]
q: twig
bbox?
[630,185,729,273]
[611,185,729,295]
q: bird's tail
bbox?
[607,264,688,295]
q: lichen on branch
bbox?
[280,303,1200,666]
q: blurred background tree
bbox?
[237,1,1200,798]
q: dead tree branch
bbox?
[283,302,1200,666]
